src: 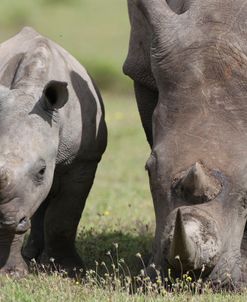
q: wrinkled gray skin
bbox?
[0,27,107,276]
[124,0,247,287]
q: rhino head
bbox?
[0,81,68,235]
[125,0,247,286]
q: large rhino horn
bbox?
[175,162,221,202]
[169,209,196,268]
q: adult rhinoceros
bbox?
[0,27,107,276]
[124,0,247,286]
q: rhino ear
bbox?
[135,0,175,33]
[42,80,68,110]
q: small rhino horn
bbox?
[176,162,221,201]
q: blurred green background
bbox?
[0,0,132,94]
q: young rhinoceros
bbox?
[0,27,107,276]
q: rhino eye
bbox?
[33,160,46,184]
[38,166,46,176]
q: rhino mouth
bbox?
[0,216,30,234]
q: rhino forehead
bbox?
[13,40,52,88]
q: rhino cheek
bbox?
[0,198,28,233]
[207,212,245,285]
[23,170,55,219]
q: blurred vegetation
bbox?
[0,0,132,94]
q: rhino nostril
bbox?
[19,217,27,224]
[15,216,30,234]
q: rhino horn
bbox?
[176,162,221,202]
[169,209,196,268]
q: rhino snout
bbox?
[0,202,31,234]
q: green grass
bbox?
[1,273,247,302]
